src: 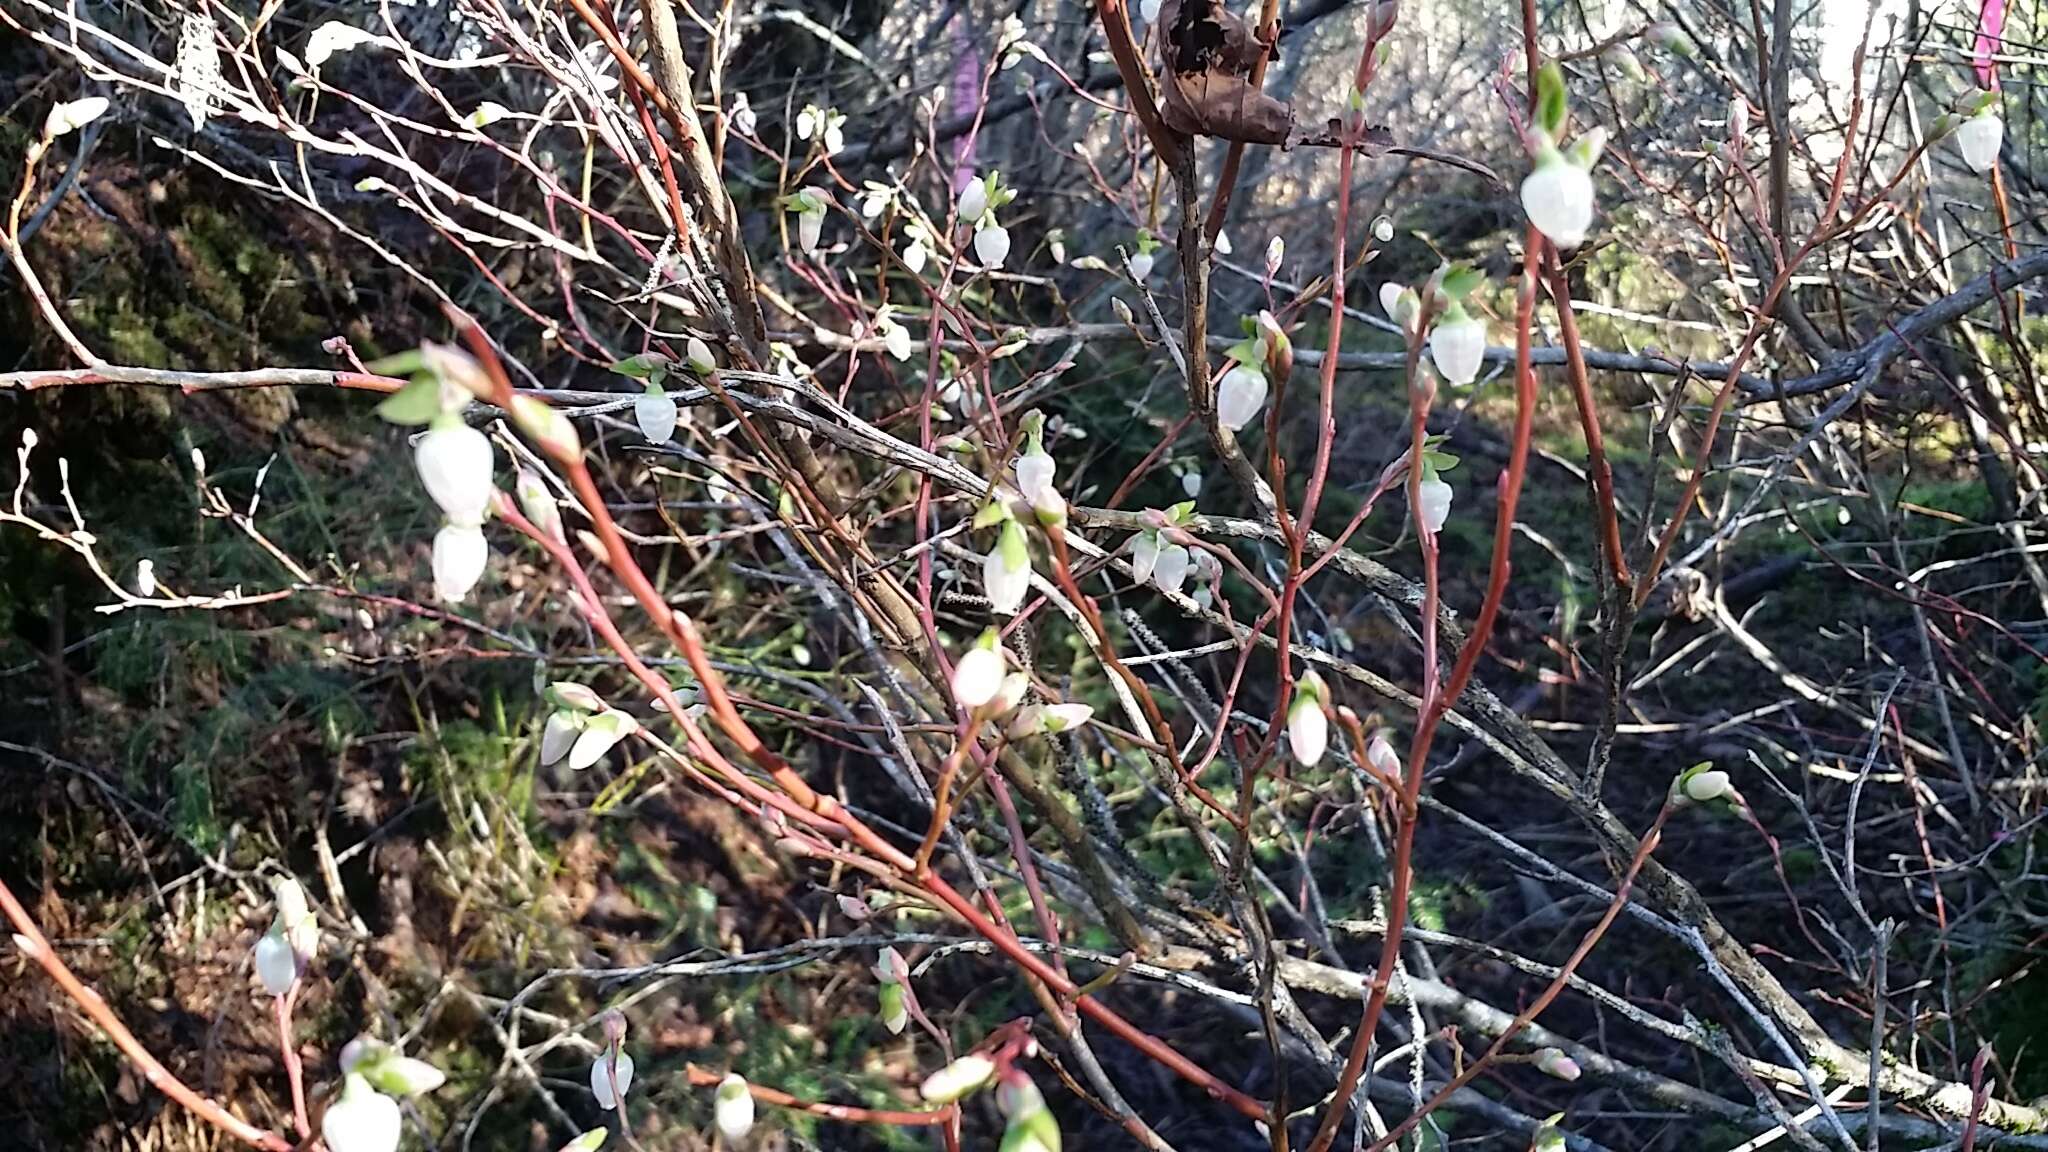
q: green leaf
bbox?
[365,349,426,377]
[1165,500,1197,524]
[558,1131,609,1152]
[973,500,1011,530]
[1424,449,1460,473]
[375,377,444,426]
[1535,61,1568,138]
[1438,265,1485,302]
[610,353,671,381]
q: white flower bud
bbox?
[729,93,756,136]
[1682,768,1732,803]
[322,1075,401,1152]
[951,632,1007,709]
[881,319,913,362]
[591,1051,635,1110]
[1958,109,2004,173]
[1215,362,1269,431]
[983,520,1032,616]
[1366,731,1400,778]
[1127,251,1154,282]
[1265,235,1284,275]
[1416,477,1453,533]
[1015,446,1056,509]
[1534,1047,1581,1081]
[1152,543,1191,595]
[685,336,717,374]
[903,237,929,273]
[919,1054,997,1103]
[1520,152,1596,249]
[1287,672,1329,766]
[1129,531,1161,584]
[135,558,157,597]
[255,928,298,995]
[431,522,489,603]
[974,224,1011,269]
[1372,216,1395,243]
[634,391,679,444]
[958,177,990,223]
[45,96,111,138]
[714,1074,755,1143]
[1428,311,1486,386]
[414,422,495,524]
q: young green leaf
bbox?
[375,377,444,426]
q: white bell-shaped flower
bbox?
[322,1074,401,1152]
[983,519,1032,616]
[1129,531,1162,584]
[1416,476,1453,533]
[432,522,488,603]
[255,928,298,995]
[958,177,990,223]
[714,1073,755,1143]
[635,390,678,443]
[1958,109,2004,173]
[1365,731,1400,778]
[1015,445,1055,509]
[882,321,913,362]
[798,209,823,255]
[1520,151,1595,249]
[541,711,581,765]
[1428,308,1486,386]
[1288,670,1329,767]
[591,1050,636,1110]
[951,631,1007,709]
[1152,543,1191,595]
[1128,251,1154,282]
[974,224,1011,269]
[568,710,638,771]
[414,422,494,524]
[903,236,929,273]
[1215,362,1268,431]
[919,1054,997,1103]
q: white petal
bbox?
[983,546,1029,616]
[635,394,679,443]
[415,424,495,523]
[958,179,989,223]
[1416,478,1453,533]
[950,646,1006,709]
[920,1054,996,1103]
[715,1074,755,1143]
[974,224,1011,269]
[1128,252,1154,282]
[1215,363,1268,431]
[1152,544,1191,595]
[323,1077,401,1152]
[1959,112,2004,173]
[1014,450,1055,507]
[798,211,823,255]
[590,1052,635,1110]
[431,523,488,603]
[1427,317,1486,386]
[254,931,297,995]
[1520,160,1595,249]
[541,711,580,765]
[1129,532,1160,584]
[1288,697,1328,766]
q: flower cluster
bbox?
[323,1037,446,1152]
[538,682,640,770]
[958,171,1018,270]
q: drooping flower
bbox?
[1215,362,1268,431]
[635,388,679,444]
[996,1070,1062,1152]
[1520,146,1596,249]
[1416,476,1453,534]
[729,92,757,136]
[785,188,831,255]
[432,522,489,603]
[983,518,1032,616]
[1365,730,1400,778]
[874,947,912,1034]
[255,874,319,995]
[919,1054,997,1104]
[975,224,1011,269]
[1958,107,2004,173]
[1129,531,1161,584]
[951,630,1008,710]
[1428,305,1486,386]
[1151,542,1191,595]
[1015,447,1055,511]
[714,1074,755,1143]
[414,421,495,524]
[567,710,639,771]
[1380,283,1420,330]
[322,1074,402,1152]
[1287,670,1329,767]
